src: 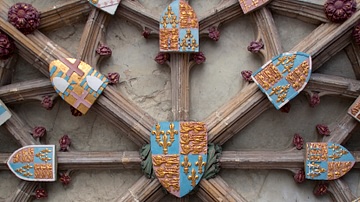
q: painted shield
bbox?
[88,0,121,15]
[151,122,207,198]
[252,52,312,110]
[7,145,57,181]
[348,95,360,121]
[305,142,355,180]
[239,0,271,14]
[0,99,11,125]
[49,58,108,115]
[159,0,199,52]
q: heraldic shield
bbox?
[239,0,271,14]
[305,142,355,180]
[151,122,207,198]
[252,52,312,110]
[159,0,199,52]
[7,145,57,181]
[348,95,360,122]
[49,58,108,115]
[88,0,121,15]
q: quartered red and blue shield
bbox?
[151,121,207,198]
[252,52,312,110]
[7,145,57,181]
[305,142,355,180]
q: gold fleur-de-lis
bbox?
[188,169,199,187]
[159,131,172,154]
[181,155,191,174]
[152,123,164,144]
[166,122,178,144]
[195,155,206,174]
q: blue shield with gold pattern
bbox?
[151,122,207,198]
[252,52,312,109]
[305,142,355,180]
[159,0,199,52]
[49,58,108,114]
[7,145,57,181]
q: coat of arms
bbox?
[252,52,312,109]
[49,58,108,114]
[239,0,271,14]
[348,95,360,121]
[159,0,199,52]
[0,99,11,125]
[88,0,121,15]
[151,121,207,197]
[7,145,57,181]
[305,142,355,180]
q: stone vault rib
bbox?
[206,8,360,145]
[117,0,159,36]
[57,151,141,170]
[291,11,360,70]
[0,9,156,147]
[2,150,360,171]
[306,73,360,98]
[0,79,54,104]
[6,181,39,202]
[320,114,358,201]
[168,53,194,120]
[345,42,360,80]
[118,176,166,202]
[206,6,283,145]
[197,177,247,202]
[0,153,9,170]
[39,0,91,32]
[269,0,327,24]
[4,109,37,146]
[199,0,243,35]
[77,9,110,68]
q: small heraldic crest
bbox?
[7,145,57,181]
[159,0,199,52]
[252,52,312,109]
[49,58,108,115]
[305,142,355,180]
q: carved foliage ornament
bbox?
[0,31,16,60]
[151,121,207,198]
[8,3,40,35]
[252,52,312,110]
[324,0,356,23]
[159,0,199,52]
